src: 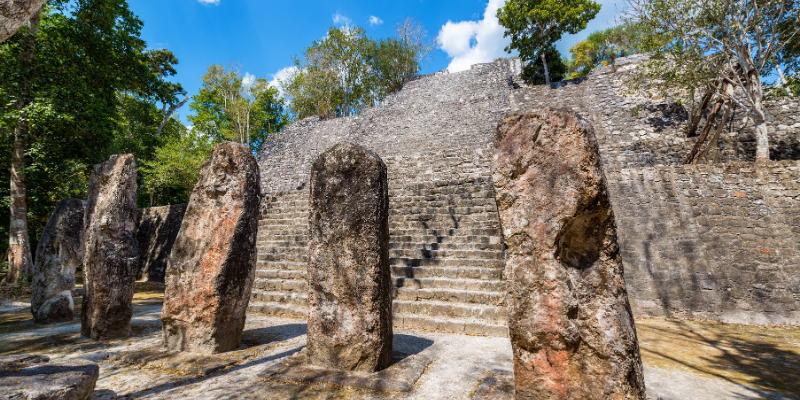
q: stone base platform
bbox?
[0,354,99,400]
[261,349,432,392]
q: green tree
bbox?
[625,0,800,163]
[139,129,212,206]
[282,26,377,119]
[188,63,288,152]
[521,45,567,84]
[0,0,185,280]
[566,24,646,78]
[282,21,431,120]
[498,0,601,85]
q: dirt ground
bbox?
[1,284,798,400]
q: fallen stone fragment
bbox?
[307,142,393,372]
[492,109,646,400]
[0,354,99,400]
[81,154,139,341]
[161,142,261,354]
[135,203,187,283]
[31,199,85,324]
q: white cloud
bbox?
[437,0,512,73]
[368,16,383,27]
[197,0,220,5]
[333,13,352,26]
[242,72,256,89]
[269,66,299,97]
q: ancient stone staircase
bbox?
[249,177,508,337]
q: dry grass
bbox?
[636,317,800,398]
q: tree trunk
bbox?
[686,90,714,138]
[6,9,41,284]
[694,101,731,164]
[754,121,770,162]
[541,52,551,86]
[684,92,726,164]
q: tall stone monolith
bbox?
[161,142,260,354]
[81,154,139,340]
[307,142,392,372]
[31,199,85,324]
[492,109,646,400]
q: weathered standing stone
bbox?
[135,203,187,283]
[0,355,99,400]
[31,199,85,324]
[161,142,261,354]
[81,154,139,341]
[491,109,646,400]
[307,142,392,372]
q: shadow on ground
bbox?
[636,318,800,399]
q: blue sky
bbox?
[128,0,624,122]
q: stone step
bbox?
[393,300,506,323]
[390,189,495,199]
[251,290,308,307]
[390,235,502,245]
[389,242,503,251]
[256,269,306,281]
[393,313,508,337]
[257,246,307,256]
[391,265,503,281]
[391,196,498,208]
[390,249,503,261]
[260,211,307,219]
[257,228,308,237]
[246,304,507,337]
[255,261,307,271]
[258,253,308,263]
[247,302,307,319]
[257,239,309,248]
[259,218,307,228]
[391,257,504,268]
[394,287,505,306]
[394,277,505,292]
[389,213,498,223]
[389,206,497,216]
[389,220,500,230]
[253,279,307,293]
[389,228,502,237]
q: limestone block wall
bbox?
[135,204,186,283]
[613,162,800,324]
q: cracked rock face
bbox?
[31,198,85,324]
[0,0,49,42]
[81,154,139,341]
[492,109,646,400]
[307,142,392,372]
[161,142,261,355]
[0,355,99,400]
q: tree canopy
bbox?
[498,0,601,85]
[624,0,800,163]
[281,20,432,120]
[0,0,187,262]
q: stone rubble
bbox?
[161,142,261,354]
